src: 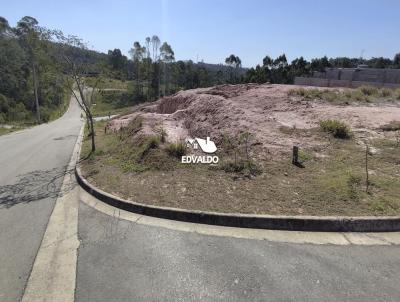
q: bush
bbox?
[40,107,51,123]
[380,88,392,98]
[221,160,261,176]
[395,88,400,100]
[0,112,6,124]
[288,88,307,97]
[137,136,160,160]
[221,160,245,173]
[320,119,351,139]
[347,173,362,200]
[166,142,186,158]
[0,94,10,114]
[358,85,378,96]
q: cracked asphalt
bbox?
[0,98,81,302]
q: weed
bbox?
[298,149,312,162]
[380,88,392,98]
[159,126,167,143]
[395,88,400,100]
[166,141,186,158]
[137,136,160,160]
[347,173,362,200]
[359,85,378,96]
[320,119,351,139]
[289,86,398,104]
[221,159,261,176]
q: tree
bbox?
[61,36,100,152]
[310,56,331,72]
[394,53,400,68]
[107,48,128,79]
[160,42,175,95]
[368,57,392,69]
[151,35,161,97]
[144,37,151,100]
[129,42,146,97]
[151,35,160,62]
[16,16,41,122]
[225,54,241,83]
[0,17,11,36]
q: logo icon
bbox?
[185,137,217,154]
[182,136,219,164]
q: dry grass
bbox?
[289,86,400,104]
[80,121,400,216]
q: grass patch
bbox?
[80,119,400,215]
[166,142,186,158]
[0,127,17,136]
[289,86,399,104]
[320,119,351,139]
[220,159,262,177]
[91,90,135,117]
[85,77,132,90]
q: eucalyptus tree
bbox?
[151,35,160,61]
[129,41,146,96]
[0,17,11,36]
[15,16,41,122]
[159,42,175,95]
[225,54,241,83]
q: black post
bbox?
[292,146,299,165]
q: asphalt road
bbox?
[0,97,82,302]
[76,202,400,302]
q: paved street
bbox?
[76,201,400,302]
[0,98,82,302]
[1,98,400,301]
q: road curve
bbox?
[0,97,82,302]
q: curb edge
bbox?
[75,165,400,232]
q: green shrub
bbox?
[221,160,245,173]
[147,136,160,149]
[395,88,400,100]
[40,107,51,123]
[298,150,312,162]
[380,88,392,98]
[221,160,261,176]
[320,119,351,139]
[137,136,160,160]
[166,142,186,158]
[347,173,362,200]
[159,127,167,143]
[358,85,378,96]
[0,112,6,124]
[288,88,307,97]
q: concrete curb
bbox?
[75,165,400,232]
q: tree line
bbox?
[0,16,69,124]
[244,54,400,84]
[104,40,246,103]
[1,15,400,126]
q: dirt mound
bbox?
[108,84,400,157]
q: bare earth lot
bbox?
[81,84,400,216]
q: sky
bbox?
[2,0,400,67]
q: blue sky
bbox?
[2,0,400,67]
